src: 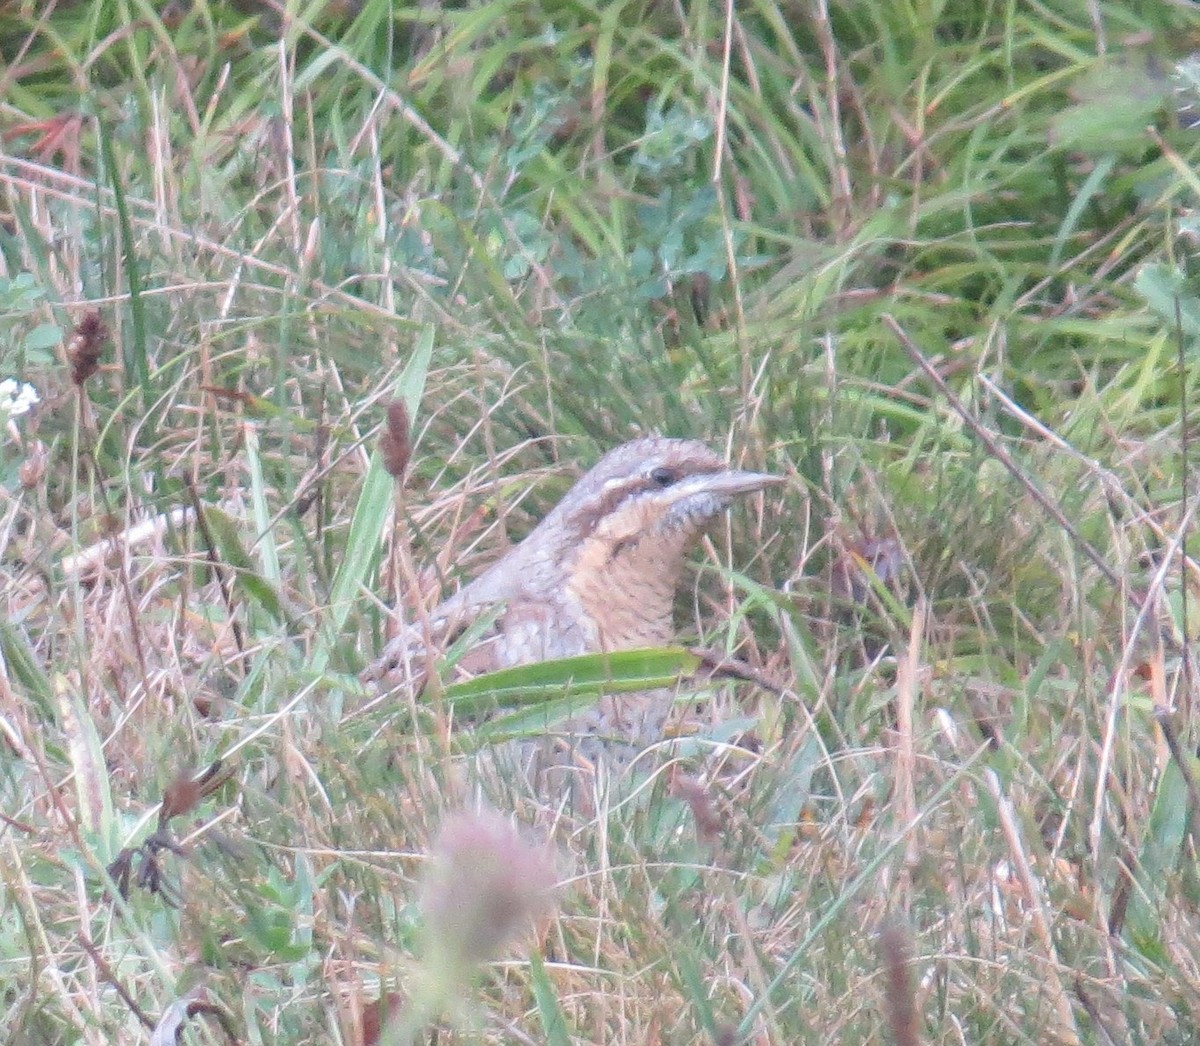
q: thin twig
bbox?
[78,935,156,1030]
[1177,293,1193,712]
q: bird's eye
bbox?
[648,466,680,487]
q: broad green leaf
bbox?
[202,505,289,625]
[1135,263,1200,337]
[0,619,55,721]
[448,647,703,720]
[1048,56,1169,156]
[529,951,572,1046]
[23,322,62,353]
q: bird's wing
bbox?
[361,595,493,687]
[363,588,595,689]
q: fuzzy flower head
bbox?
[418,810,559,995]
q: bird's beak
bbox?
[704,469,785,497]
[671,469,785,502]
[652,470,784,530]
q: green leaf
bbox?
[1048,56,1169,156]
[98,120,149,397]
[0,619,55,721]
[244,423,281,584]
[1134,263,1200,338]
[528,951,572,1046]
[23,322,62,353]
[1124,753,1191,959]
[447,647,702,720]
[202,505,289,625]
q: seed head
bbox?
[418,810,559,991]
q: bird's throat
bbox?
[566,530,689,650]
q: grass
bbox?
[2,0,1200,1041]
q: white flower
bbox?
[0,378,40,418]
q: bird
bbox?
[363,436,782,769]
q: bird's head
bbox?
[539,436,781,569]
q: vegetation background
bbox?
[1,0,1199,1042]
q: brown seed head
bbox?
[159,774,206,826]
[380,399,411,482]
[877,920,920,1046]
[18,440,47,489]
[157,759,232,829]
[67,310,107,386]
